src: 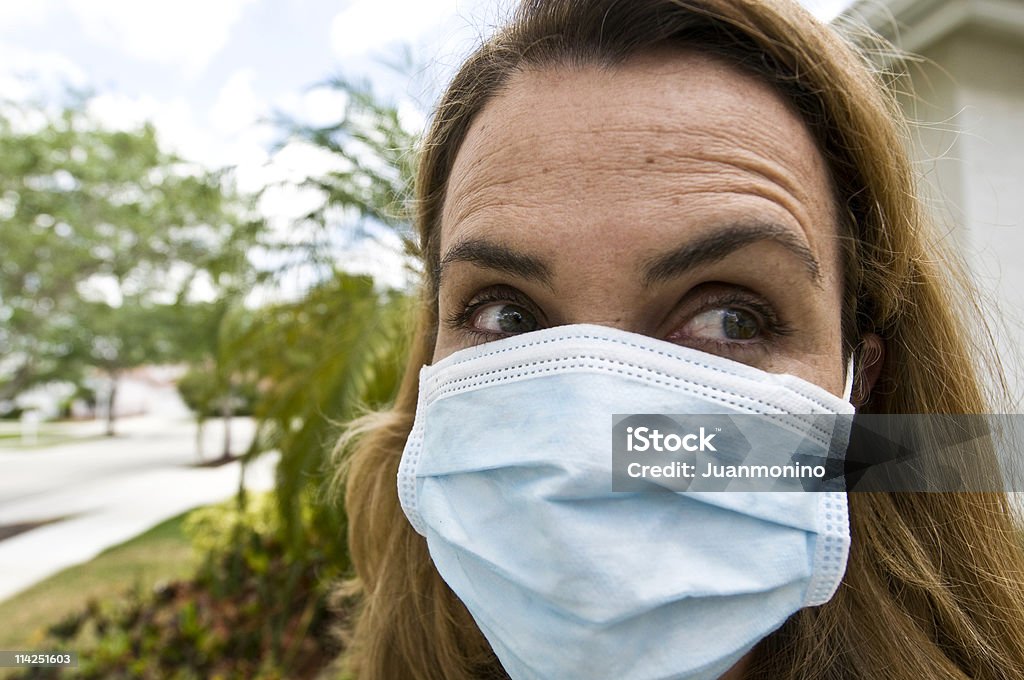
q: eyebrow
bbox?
[437,237,554,288]
[437,221,822,290]
[642,221,822,287]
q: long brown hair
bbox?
[338,1,1024,678]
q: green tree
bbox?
[239,76,420,562]
[72,300,181,434]
[0,101,262,433]
[273,76,418,252]
[175,301,260,460]
[2,75,423,677]
[234,272,410,562]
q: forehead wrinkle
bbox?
[680,153,834,253]
[442,179,555,241]
[690,124,832,219]
[448,121,829,226]
[449,154,828,262]
[442,55,841,278]
[443,132,573,235]
[573,123,831,236]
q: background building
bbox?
[843,0,1024,408]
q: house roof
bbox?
[841,0,1024,52]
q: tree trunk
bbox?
[221,395,232,460]
[195,417,205,461]
[105,373,119,436]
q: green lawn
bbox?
[0,420,107,450]
[0,509,201,655]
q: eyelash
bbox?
[443,285,541,344]
[672,290,795,355]
[444,285,794,352]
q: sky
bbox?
[0,0,856,290]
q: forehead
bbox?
[440,51,839,269]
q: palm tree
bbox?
[233,272,410,563]
[233,74,420,565]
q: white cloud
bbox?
[339,223,413,290]
[64,0,257,75]
[330,0,461,59]
[239,140,352,235]
[0,44,89,106]
[85,92,213,160]
[276,86,351,129]
[0,1,59,32]
[84,82,272,181]
[210,68,265,133]
[86,92,169,130]
[79,80,352,244]
[396,99,427,136]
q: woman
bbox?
[339,0,1024,678]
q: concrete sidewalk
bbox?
[0,415,278,603]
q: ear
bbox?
[853,333,884,407]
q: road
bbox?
[0,415,277,603]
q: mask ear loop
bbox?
[842,354,856,403]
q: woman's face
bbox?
[433,51,848,398]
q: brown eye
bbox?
[472,303,539,335]
[682,308,760,341]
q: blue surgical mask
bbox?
[398,324,855,680]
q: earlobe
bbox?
[853,333,885,407]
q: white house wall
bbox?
[894,24,1024,407]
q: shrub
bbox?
[12,492,346,679]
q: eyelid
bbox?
[443,284,547,337]
[665,286,793,349]
[442,282,792,356]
